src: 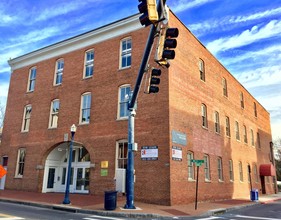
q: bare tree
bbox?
[274,138,281,181]
[0,101,5,128]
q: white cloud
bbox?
[206,20,281,54]
[0,82,9,99]
[170,0,217,13]
[189,6,281,35]
[237,65,281,89]
[222,45,281,66]
[232,7,281,23]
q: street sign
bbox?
[191,159,204,166]
[0,165,7,178]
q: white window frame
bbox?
[118,85,131,119]
[229,160,234,181]
[204,154,210,181]
[251,129,255,146]
[235,121,240,141]
[222,77,228,97]
[80,92,92,124]
[120,38,132,69]
[54,59,64,85]
[240,92,244,109]
[21,105,32,132]
[199,59,205,81]
[15,148,26,178]
[187,152,195,180]
[116,140,128,169]
[83,49,94,78]
[218,157,223,181]
[243,125,248,144]
[49,99,60,128]
[214,111,220,133]
[239,161,243,182]
[27,67,36,92]
[201,104,208,128]
[226,116,231,137]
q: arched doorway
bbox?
[42,142,90,194]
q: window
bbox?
[239,161,243,182]
[218,157,223,181]
[204,154,210,181]
[257,132,261,148]
[22,105,32,132]
[201,104,208,128]
[84,50,94,78]
[187,152,195,180]
[247,164,251,183]
[120,38,131,68]
[235,121,240,141]
[229,160,234,181]
[254,102,257,117]
[240,92,244,109]
[118,85,131,119]
[27,67,36,92]
[214,111,220,133]
[253,164,258,182]
[222,78,228,97]
[251,129,254,146]
[199,59,205,81]
[117,141,128,169]
[225,116,231,137]
[243,125,248,144]
[49,99,60,128]
[15,148,26,177]
[54,59,64,85]
[80,93,91,124]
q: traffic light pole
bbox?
[124,0,166,209]
[124,23,157,210]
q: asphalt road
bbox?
[0,201,125,220]
[195,200,281,220]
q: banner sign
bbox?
[172,146,182,161]
[141,146,158,161]
[172,130,187,146]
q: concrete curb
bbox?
[1,197,280,219]
[0,198,163,219]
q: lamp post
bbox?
[62,124,77,204]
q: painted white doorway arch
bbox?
[42,142,90,194]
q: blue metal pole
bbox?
[63,131,75,204]
[124,108,136,209]
[124,0,165,210]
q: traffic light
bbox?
[155,25,179,67]
[146,68,161,93]
[138,0,159,27]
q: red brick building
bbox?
[1,11,276,205]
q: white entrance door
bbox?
[116,141,128,193]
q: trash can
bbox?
[104,191,117,210]
[250,189,259,201]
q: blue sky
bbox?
[0,0,280,140]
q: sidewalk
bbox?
[0,189,281,218]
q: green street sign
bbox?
[191,159,204,166]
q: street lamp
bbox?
[62,124,77,204]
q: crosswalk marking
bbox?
[235,215,281,220]
[83,215,123,220]
[0,213,24,220]
[198,217,221,220]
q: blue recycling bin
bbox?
[250,189,259,201]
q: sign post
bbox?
[191,159,204,210]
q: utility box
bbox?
[250,189,259,201]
